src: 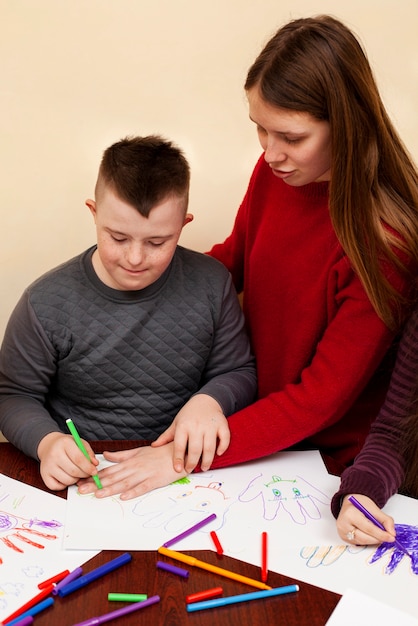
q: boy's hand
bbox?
[77,443,187,500]
[336,494,396,545]
[37,431,100,491]
[151,394,230,473]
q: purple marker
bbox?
[52,566,83,595]
[163,513,217,548]
[71,595,160,626]
[5,617,34,626]
[348,495,412,558]
[156,560,189,578]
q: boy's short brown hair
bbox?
[96,135,190,216]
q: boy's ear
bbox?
[183,212,194,226]
[85,199,96,218]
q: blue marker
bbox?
[58,553,132,597]
[186,585,299,612]
[7,597,54,625]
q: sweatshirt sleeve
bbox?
[330,308,418,516]
[0,291,64,459]
[204,255,397,470]
[194,272,257,415]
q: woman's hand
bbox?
[336,494,396,545]
[151,394,230,473]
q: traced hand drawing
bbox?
[300,544,366,567]
[238,474,330,524]
[131,475,232,533]
[0,508,62,560]
[369,524,418,575]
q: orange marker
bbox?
[210,530,224,555]
[261,531,268,582]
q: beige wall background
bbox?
[1,0,417,343]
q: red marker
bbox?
[2,584,54,624]
[210,530,224,555]
[186,587,223,604]
[261,531,268,582]
[38,569,70,589]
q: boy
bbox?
[0,135,256,499]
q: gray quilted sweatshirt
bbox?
[0,245,256,459]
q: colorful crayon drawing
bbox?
[0,474,97,623]
[238,473,330,524]
[0,506,62,561]
[300,544,366,567]
[300,524,418,577]
[369,524,418,575]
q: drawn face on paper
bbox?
[239,474,330,524]
[131,477,229,533]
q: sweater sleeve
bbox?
[330,308,418,516]
[0,292,63,458]
[206,157,407,474]
[194,272,257,414]
[204,255,397,471]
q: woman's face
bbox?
[247,87,332,186]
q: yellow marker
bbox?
[158,546,272,590]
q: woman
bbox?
[332,306,418,546]
[78,15,418,501]
[158,14,418,476]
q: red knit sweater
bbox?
[208,155,398,473]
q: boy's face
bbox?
[86,185,193,291]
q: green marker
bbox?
[108,593,148,602]
[66,418,103,489]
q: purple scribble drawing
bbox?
[369,523,418,575]
[238,474,330,524]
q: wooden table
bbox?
[0,441,340,625]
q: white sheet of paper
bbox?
[64,450,337,551]
[326,588,418,625]
[63,450,418,619]
[0,473,99,622]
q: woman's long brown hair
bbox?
[245,15,418,330]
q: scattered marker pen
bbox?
[38,569,69,589]
[210,530,224,555]
[4,617,33,626]
[163,513,217,548]
[52,566,83,595]
[186,587,223,604]
[58,553,132,597]
[158,546,272,590]
[2,585,54,624]
[108,593,147,602]
[6,598,54,626]
[157,560,189,578]
[71,595,160,626]
[261,531,268,582]
[186,585,299,612]
[66,418,102,489]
